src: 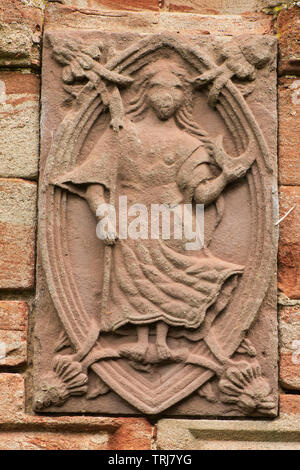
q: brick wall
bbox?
[0,0,299,450]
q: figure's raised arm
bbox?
[194,159,248,205]
[177,143,253,206]
[194,169,228,205]
[177,146,228,205]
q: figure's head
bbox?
[126,58,213,154]
[145,66,185,120]
[127,59,189,122]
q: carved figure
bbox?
[52,59,252,364]
[35,33,278,416]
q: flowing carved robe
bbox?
[53,121,244,332]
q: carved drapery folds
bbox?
[34,31,278,417]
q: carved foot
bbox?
[156,343,173,361]
[110,117,124,132]
[129,361,152,373]
[156,344,189,362]
[173,348,189,363]
[119,344,148,363]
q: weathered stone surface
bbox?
[19,1,44,7]
[0,331,26,367]
[156,398,300,449]
[0,0,42,67]
[61,0,159,11]
[0,179,36,290]
[0,72,40,180]
[45,3,273,35]
[0,302,28,368]
[165,0,294,14]
[280,305,300,390]
[54,0,294,14]
[278,77,300,186]
[278,293,300,307]
[159,11,273,34]
[278,6,300,76]
[35,8,278,418]
[278,186,300,299]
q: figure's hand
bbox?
[96,218,118,246]
[103,225,118,246]
[214,134,256,184]
[222,162,248,183]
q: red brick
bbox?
[0,0,42,68]
[0,331,26,367]
[0,0,42,26]
[0,431,111,450]
[278,77,300,186]
[0,72,40,179]
[0,374,153,445]
[0,179,36,290]
[280,306,300,390]
[0,376,118,429]
[280,394,300,415]
[0,301,28,331]
[0,421,153,449]
[280,353,300,389]
[0,72,39,97]
[277,6,300,76]
[281,304,300,323]
[0,374,25,425]
[108,418,152,450]
[0,302,28,368]
[278,187,300,299]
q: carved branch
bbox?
[193,37,274,107]
[46,34,133,130]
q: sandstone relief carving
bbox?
[34,30,278,416]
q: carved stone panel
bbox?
[34,27,278,417]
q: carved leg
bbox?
[119,326,149,363]
[156,322,173,360]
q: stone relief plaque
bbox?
[34,29,278,417]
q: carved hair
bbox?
[126,60,215,155]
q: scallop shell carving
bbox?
[34,356,88,410]
[219,362,276,416]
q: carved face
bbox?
[146,70,184,120]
